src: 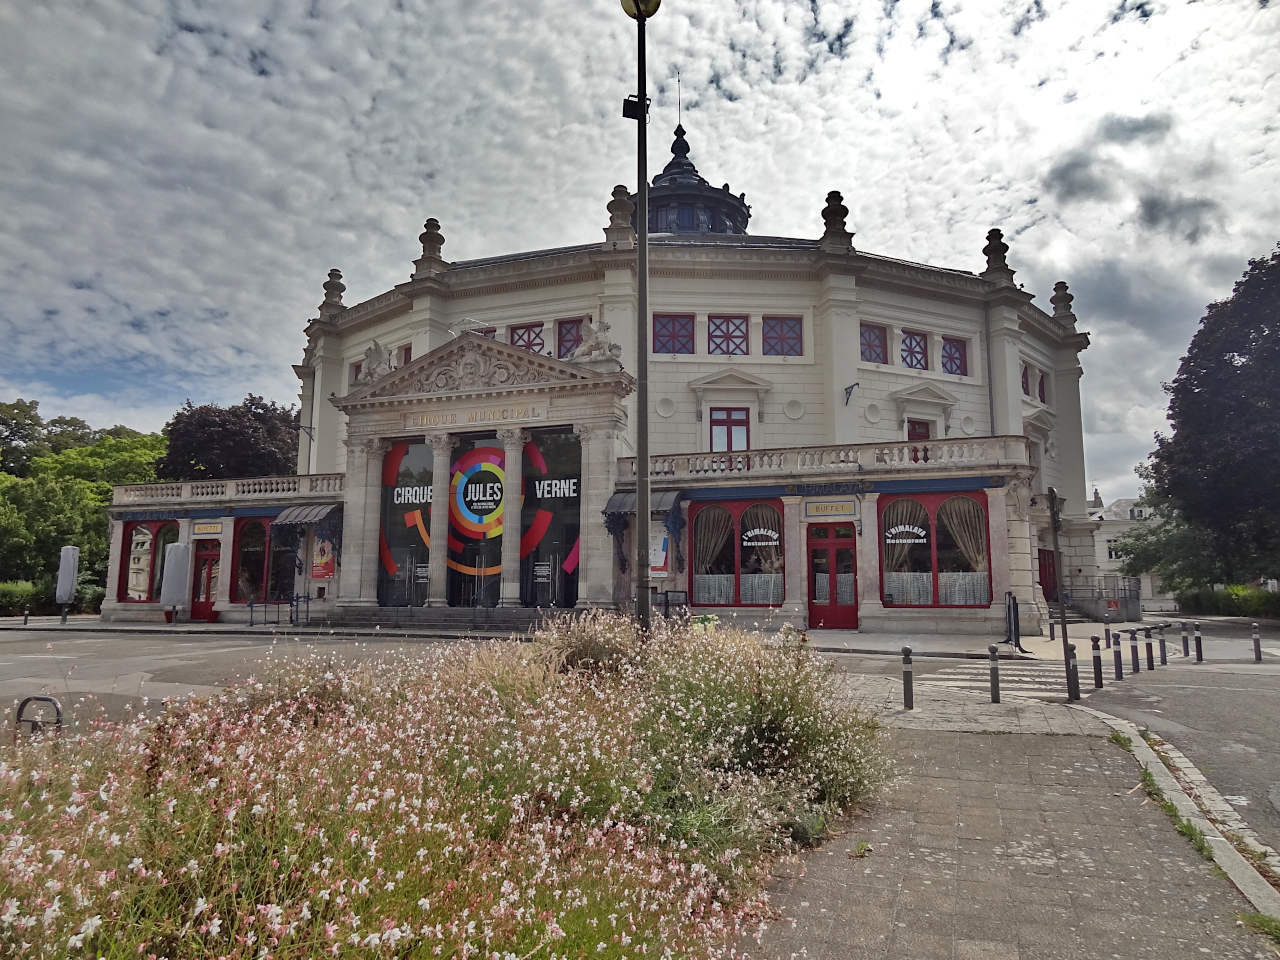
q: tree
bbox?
[28,433,166,492]
[0,474,108,582]
[1147,243,1280,582]
[155,394,298,481]
[0,399,50,476]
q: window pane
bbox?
[510,323,545,353]
[762,316,802,356]
[1022,365,1030,395]
[708,316,748,355]
[937,496,990,605]
[901,331,928,370]
[731,425,747,450]
[740,503,783,605]
[653,315,694,354]
[125,526,154,601]
[860,324,888,363]
[881,498,932,605]
[809,526,829,539]
[835,547,855,605]
[557,318,583,359]
[710,408,749,451]
[1038,373,1047,403]
[941,337,967,376]
[267,527,299,603]
[235,522,267,603]
[711,425,727,452]
[692,506,736,604]
[810,549,830,604]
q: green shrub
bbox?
[0,580,36,615]
[1176,586,1280,618]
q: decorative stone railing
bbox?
[112,473,346,506]
[616,436,1029,487]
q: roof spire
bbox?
[318,268,346,322]
[980,228,1016,285]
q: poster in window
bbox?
[649,522,669,578]
[311,537,336,580]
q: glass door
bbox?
[807,523,858,628]
[190,539,221,622]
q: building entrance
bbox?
[807,523,858,628]
[190,539,221,622]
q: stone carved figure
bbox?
[357,339,394,384]
[570,317,623,362]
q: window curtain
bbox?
[740,503,783,605]
[880,497,920,572]
[938,497,988,572]
[740,503,781,570]
[693,507,733,573]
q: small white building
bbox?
[102,126,1099,634]
[1090,492,1179,612]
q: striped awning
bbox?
[272,503,341,525]
[604,490,684,515]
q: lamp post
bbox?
[1047,486,1071,692]
[621,0,659,631]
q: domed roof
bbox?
[633,125,751,235]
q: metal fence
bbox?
[1062,574,1141,622]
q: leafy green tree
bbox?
[0,475,108,581]
[28,433,166,493]
[155,394,298,481]
[1147,243,1280,582]
[0,398,50,476]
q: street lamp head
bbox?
[620,0,660,19]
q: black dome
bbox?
[632,125,751,235]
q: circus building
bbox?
[102,125,1098,635]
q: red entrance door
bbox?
[807,523,858,628]
[1038,548,1058,603]
[191,539,221,622]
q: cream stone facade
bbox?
[102,127,1097,634]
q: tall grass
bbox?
[0,614,887,958]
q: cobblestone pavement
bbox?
[748,728,1275,959]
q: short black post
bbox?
[1181,621,1190,658]
[1050,621,1056,645]
[1194,621,1203,663]
[1144,628,1155,671]
[1159,625,1168,666]
[60,605,68,626]
[1252,622,1262,663]
[1104,626,1112,649]
[1113,633,1125,680]
[989,644,1000,704]
[1091,636,1104,689]
[22,608,29,626]
[1129,629,1140,674]
[902,645,914,711]
[1067,643,1081,701]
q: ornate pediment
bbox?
[334,332,621,409]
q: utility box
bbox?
[55,546,80,606]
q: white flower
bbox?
[48,849,65,864]
[0,899,18,925]
[207,916,222,936]
[417,897,431,911]
[193,898,208,918]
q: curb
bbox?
[1071,702,1280,917]
[809,645,1036,661]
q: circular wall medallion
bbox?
[864,402,881,425]
[961,415,975,436]
[783,400,804,420]
[655,397,676,418]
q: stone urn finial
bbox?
[603,184,637,250]
[1051,280,1075,318]
[819,190,853,253]
[980,228,1016,285]
[412,218,448,279]
[318,268,346,319]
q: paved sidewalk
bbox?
[750,728,1274,959]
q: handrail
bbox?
[112,473,346,506]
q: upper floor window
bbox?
[907,419,932,442]
[556,317,584,359]
[1021,364,1031,396]
[653,314,695,354]
[941,337,968,376]
[1038,373,1047,404]
[1107,539,1119,560]
[900,330,928,370]
[510,322,545,354]
[349,361,363,386]
[708,315,749,355]
[395,343,412,367]
[762,316,803,356]
[710,406,750,452]
[860,324,888,364]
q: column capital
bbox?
[425,432,453,455]
[345,435,390,457]
[496,428,527,447]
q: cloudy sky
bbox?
[1,0,1276,497]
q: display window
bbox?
[879,492,990,607]
[690,499,784,606]
[119,521,179,602]
[231,518,296,604]
[378,440,435,606]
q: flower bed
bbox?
[0,613,887,958]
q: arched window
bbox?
[151,524,179,599]
[880,493,990,607]
[690,500,785,606]
[234,520,268,603]
[120,521,180,602]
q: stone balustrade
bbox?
[617,435,1029,487]
[112,473,346,506]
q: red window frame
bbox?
[860,324,888,364]
[710,406,750,452]
[653,314,695,354]
[509,322,545,353]
[708,315,749,355]
[877,491,991,608]
[556,317,584,359]
[900,330,929,370]
[688,498,785,607]
[230,518,271,605]
[349,361,363,385]
[117,520,179,603]
[1038,373,1047,403]
[907,419,931,442]
[762,316,802,356]
[941,337,967,376]
[396,343,412,367]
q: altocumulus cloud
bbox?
[0,0,1277,498]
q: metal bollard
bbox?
[1159,625,1168,666]
[1181,621,1190,658]
[1091,636,1104,689]
[1194,622,1203,663]
[1067,643,1081,701]
[1144,628,1155,671]
[1050,621,1056,644]
[902,646,914,710]
[1253,622,1262,664]
[1104,626,1112,649]
[1104,610,1111,648]
[22,608,29,626]
[989,644,1000,704]
[1130,629,1141,673]
[1113,633,1125,680]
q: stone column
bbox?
[214,516,235,608]
[1003,477,1042,634]
[100,517,126,620]
[337,437,385,608]
[174,517,195,617]
[574,422,620,608]
[781,496,806,622]
[358,439,390,605]
[426,433,453,605]
[498,428,526,606]
[856,493,884,619]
